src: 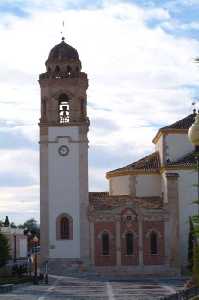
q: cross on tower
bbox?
[61,21,65,41]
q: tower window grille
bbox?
[60,217,69,239]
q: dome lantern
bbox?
[188,113,199,149]
[45,39,82,76]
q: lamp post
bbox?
[32,235,39,285]
[188,112,199,215]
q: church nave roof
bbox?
[106,152,160,178]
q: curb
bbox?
[0,284,13,293]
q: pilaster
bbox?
[165,173,180,270]
[90,222,95,265]
[116,221,121,266]
[138,215,144,266]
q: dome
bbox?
[46,39,79,64]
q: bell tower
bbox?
[39,38,90,264]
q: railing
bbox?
[160,287,199,300]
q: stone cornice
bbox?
[106,169,160,179]
[160,165,194,174]
[106,164,195,178]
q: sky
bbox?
[0,0,199,224]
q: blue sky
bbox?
[0,0,199,224]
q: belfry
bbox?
[39,38,90,265]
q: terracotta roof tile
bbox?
[89,192,109,198]
[161,113,195,130]
[89,194,163,211]
[107,152,160,175]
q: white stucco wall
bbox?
[155,135,164,165]
[48,126,81,259]
[135,174,161,197]
[165,133,194,162]
[177,169,197,266]
[109,175,131,195]
[19,239,27,258]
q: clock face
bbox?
[58,145,69,156]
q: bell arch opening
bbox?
[58,94,70,124]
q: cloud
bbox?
[0,125,37,149]
[0,185,39,224]
[0,149,38,186]
[0,1,199,223]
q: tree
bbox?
[0,233,10,267]
[10,222,17,229]
[19,218,40,237]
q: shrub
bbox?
[188,216,194,271]
[193,244,199,287]
[0,232,10,267]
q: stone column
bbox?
[138,215,144,266]
[165,173,180,270]
[90,222,95,265]
[116,221,121,266]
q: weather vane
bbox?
[61,21,65,41]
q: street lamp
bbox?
[188,112,199,215]
[32,235,39,285]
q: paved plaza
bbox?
[0,275,187,300]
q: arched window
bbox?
[126,232,134,255]
[102,232,109,255]
[60,217,69,239]
[150,231,158,255]
[58,94,69,123]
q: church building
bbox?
[39,37,197,275]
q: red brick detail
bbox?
[94,222,116,266]
[121,221,139,265]
[143,221,165,265]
